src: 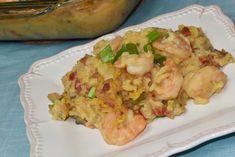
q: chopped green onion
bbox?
[88,86,96,98]
[126,43,139,54]
[144,44,154,53]
[147,30,161,43]
[99,45,114,63]
[154,54,166,65]
[112,43,139,63]
[112,45,127,63]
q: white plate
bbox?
[19,5,235,157]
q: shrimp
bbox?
[98,110,146,145]
[153,32,192,62]
[115,52,154,75]
[152,59,183,100]
[183,66,227,104]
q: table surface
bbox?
[1,0,235,157]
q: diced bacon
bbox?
[75,79,82,94]
[181,27,190,36]
[69,72,76,80]
[153,106,168,117]
[144,72,152,78]
[102,83,110,93]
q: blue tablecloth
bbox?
[0,0,235,157]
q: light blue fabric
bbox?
[0,0,235,157]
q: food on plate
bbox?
[48,25,234,145]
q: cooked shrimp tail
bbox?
[98,110,146,145]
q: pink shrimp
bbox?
[98,111,146,145]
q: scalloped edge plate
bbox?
[19,5,235,157]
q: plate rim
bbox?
[18,4,235,157]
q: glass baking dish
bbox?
[0,0,141,40]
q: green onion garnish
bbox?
[126,43,139,54]
[112,43,139,63]
[144,44,154,53]
[154,53,166,65]
[112,45,127,63]
[99,45,114,63]
[88,86,96,98]
[147,30,161,43]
